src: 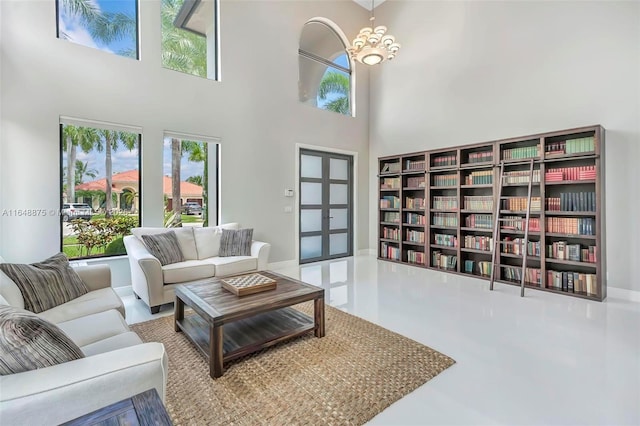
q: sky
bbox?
[58,0,137,57]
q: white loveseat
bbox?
[123,223,271,313]
[0,258,168,426]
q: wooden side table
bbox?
[62,388,172,426]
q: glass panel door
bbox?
[299,149,353,263]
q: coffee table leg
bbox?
[174,296,184,332]
[314,297,325,338]
[210,325,224,378]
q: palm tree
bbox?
[318,71,350,115]
[170,140,206,226]
[94,130,138,218]
[161,0,207,78]
[171,138,182,225]
[75,160,98,184]
[62,125,99,203]
[186,175,203,186]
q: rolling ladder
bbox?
[489,158,535,297]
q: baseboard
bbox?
[268,259,298,270]
[607,287,640,303]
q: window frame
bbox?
[59,118,143,260]
[298,18,355,117]
[55,0,141,60]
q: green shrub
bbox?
[105,237,126,255]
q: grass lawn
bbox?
[181,214,204,224]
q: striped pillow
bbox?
[219,228,253,257]
[141,231,185,265]
[0,305,84,375]
[0,253,89,314]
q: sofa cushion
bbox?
[38,287,125,324]
[0,269,24,309]
[162,260,216,284]
[141,232,184,266]
[56,309,130,348]
[0,253,89,314]
[219,228,253,257]
[205,256,257,277]
[193,223,241,260]
[132,227,198,260]
[0,305,84,375]
[80,331,143,357]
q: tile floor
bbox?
[121,254,640,425]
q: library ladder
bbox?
[489,158,535,297]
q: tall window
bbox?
[60,120,142,259]
[162,0,219,80]
[299,20,353,116]
[56,0,139,59]
[162,133,220,228]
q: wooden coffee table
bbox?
[174,271,325,378]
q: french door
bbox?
[299,149,353,264]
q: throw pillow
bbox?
[0,305,84,375]
[141,231,185,266]
[219,228,253,257]
[0,253,89,314]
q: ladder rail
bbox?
[519,159,535,297]
[489,163,504,291]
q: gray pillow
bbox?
[0,305,84,375]
[141,231,185,265]
[0,253,89,314]
[219,228,253,257]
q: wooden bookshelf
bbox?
[377,125,606,301]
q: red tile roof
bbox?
[75,170,202,197]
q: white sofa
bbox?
[124,223,271,313]
[0,258,168,426]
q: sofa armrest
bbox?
[73,264,111,292]
[251,241,271,271]
[123,235,164,308]
[0,342,167,426]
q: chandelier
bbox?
[347,0,401,65]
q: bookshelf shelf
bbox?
[546,232,596,239]
[500,230,541,236]
[430,244,458,250]
[545,211,596,216]
[378,125,605,301]
[546,258,597,268]
[460,161,494,169]
[461,209,493,214]
[461,248,492,255]
[461,184,493,189]
[545,180,596,186]
[500,253,541,260]
[460,227,493,233]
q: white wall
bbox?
[0,0,370,285]
[370,1,640,292]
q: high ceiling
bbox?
[352,0,387,11]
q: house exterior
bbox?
[74,170,203,213]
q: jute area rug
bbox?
[131,303,455,425]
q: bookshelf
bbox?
[377,125,606,301]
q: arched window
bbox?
[298,19,353,117]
